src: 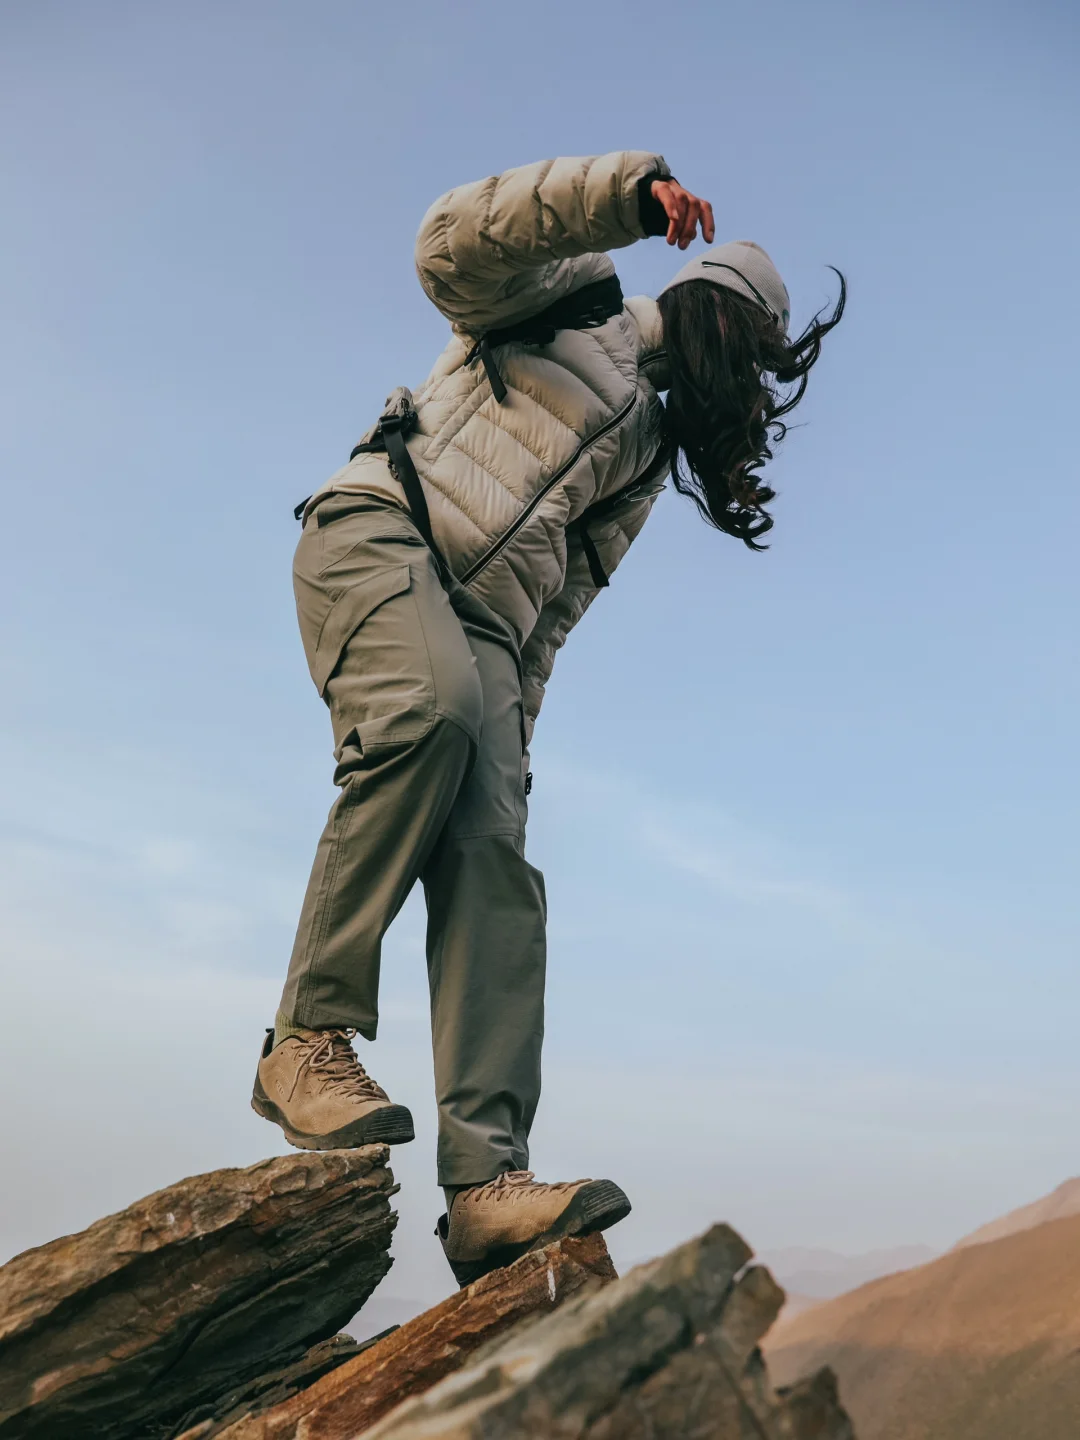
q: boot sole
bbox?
[442,1179,631,1288]
[251,1086,415,1150]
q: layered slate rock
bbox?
[361,1225,855,1440]
[0,1149,397,1440]
[172,1335,379,1440]
[184,1232,618,1440]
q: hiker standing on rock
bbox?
[253,151,844,1285]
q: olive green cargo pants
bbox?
[279,494,546,1186]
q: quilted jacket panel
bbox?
[310,151,672,737]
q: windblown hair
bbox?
[658,271,846,549]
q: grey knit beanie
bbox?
[660,240,790,334]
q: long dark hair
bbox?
[658,271,845,549]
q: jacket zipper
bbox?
[460,396,637,586]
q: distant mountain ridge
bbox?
[760,1244,938,1300]
[765,1195,1080,1440]
[952,1175,1080,1250]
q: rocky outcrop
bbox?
[172,1335,381,1440]
[359,1223,854,1439]
[0,1149,397,1440]
[185,1231,618,1440]
[0,1149,855,1440]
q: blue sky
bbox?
[2,0,1078,1315]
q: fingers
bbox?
[651,180,716,248]
[657,183,688,246]
[652,181,688,246]
[680,198,701,249]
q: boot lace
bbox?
[466,1170,588,1206]
[303,1028,388,1101]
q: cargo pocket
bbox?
[311,565,412,697]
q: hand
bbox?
[651,179,715,250]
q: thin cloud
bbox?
[642,819,853,923]
[541,758,857,923]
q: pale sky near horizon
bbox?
[2,0,1078,1316]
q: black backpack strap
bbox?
[470,335,508,404]
[466,274,624,405]
[381,415,446,571]
[570,456,672,590]
[308,387,449,574]
[576,522,610,588]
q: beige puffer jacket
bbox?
[310,151,673,739]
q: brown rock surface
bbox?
[766,1209,1080,1440]
[0,1148,397,1440]
[172,1335,380,1440]
[356,1224,855,1439]
[198,1231,618,1440]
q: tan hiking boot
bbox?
[251,1027,414,1150]
[436,1170,631,1286]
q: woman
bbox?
[252,151,844,1285]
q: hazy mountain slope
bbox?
[760,1245,938,1299]
[765,1211,1080,1440]
[953,1176,1080,1250]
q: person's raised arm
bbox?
[415,151,713,333]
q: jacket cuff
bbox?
[636,171,674,237]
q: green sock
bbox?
[443,1185,463,1215]
[273,1010,316,1048]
